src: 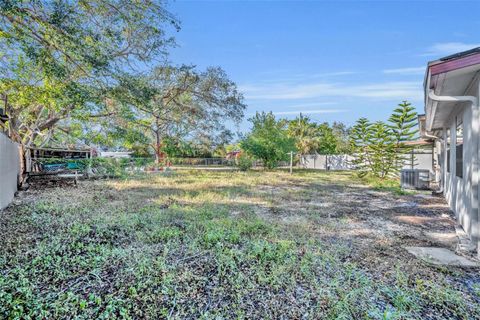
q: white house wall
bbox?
[401,151,434,175]
[441,81,480,249]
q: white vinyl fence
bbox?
[300,154,355,170]
[300,150,434,174]
[0,133,21,209]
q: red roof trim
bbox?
[430,52,480,76]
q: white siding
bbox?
[439,80,480,251]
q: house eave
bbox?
[424,47,480,131]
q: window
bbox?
[446,129,450,173]
[456,117,463,178]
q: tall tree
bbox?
[350,117,373,176]
[387,101,419,172]
[331,121,351,154]
[287,114,319,160]
[0,58,96,146]
[115,66,245,164]
[0,0,178,146]
[287,115,351,157]
[368,121,396,178]
[241,112,295,169]
[0,0,178,81]
[316,123,338,155]
[349,101,418,178]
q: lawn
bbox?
[1,170,479,319]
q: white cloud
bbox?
[352,82,422,99]
[311,71,358,78]
[277,102,338,108]
[383,67,425,75]
[422,42,480,57]
[239,81,423,101]
[272,109,346,116]
[256,71,357,84]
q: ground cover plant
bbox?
[1,170,479,319]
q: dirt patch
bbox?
[394,215,454,226]
[2,171,480,319]
[254,178,474,279]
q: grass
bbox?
[359,174,414,195]
[1,169,479,319]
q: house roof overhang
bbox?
[424,47,480,133]
[403,139,433,146]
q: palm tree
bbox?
[287,113,320,162]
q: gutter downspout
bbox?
[427,88,480,255]
[419,132,444,193]
[423,132,443,141]
[428,89,477,105]
[427,90,477,130]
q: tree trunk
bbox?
[154,129,165,167]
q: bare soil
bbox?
[1,170,479,319]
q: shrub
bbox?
[240,112,295,169]
[236,153,253,171]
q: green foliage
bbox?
[0,0,178,147]
[331,122,352,154]
[0,1,178,80]
[388,101,419,171]
[316,122,339,155]
[349,117,372,176]
[114,66,245,163]
[0,59,97,145]
[287,115,351,156]
[37,157,156,178]
[236,153,253,171]
[350,101,418,178]
[287,113,320,156]
[388,102,419,144]
[361,175,413,195]
[368,121,397,178]
[0,1,245,163]
[129,144,152,158]
[241,112,295,169]
[160,136,187,158]
[0,171,478,318]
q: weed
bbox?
[0,170,477,319]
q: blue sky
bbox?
[167,0,480,132]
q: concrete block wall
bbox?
[0,132,20,210]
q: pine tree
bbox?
[349,101,418,179]
[368,121,396,178]
[387,101,418,174]
[350,117,373,177]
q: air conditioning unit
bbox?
[401,169,430,190]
